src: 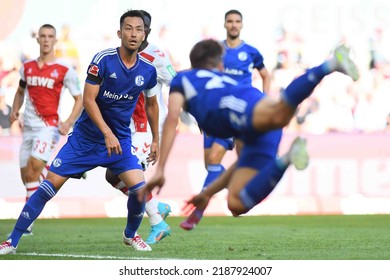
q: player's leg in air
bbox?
[185,43,359,217]
[250,44,359,134]
[180,135,234,230]
[227,134,308,216]
[230,44,359,215]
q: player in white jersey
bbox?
[9,24,83,235]
[105,10,176,244]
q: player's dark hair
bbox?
[139,10,152,32]
[224,9,242,20]
[190,39,223,69]
[119,10,145,29]
[140,10,152,24]
[39,24,56,35]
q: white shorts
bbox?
[131,131,153,170]
[130,116,163,170]
[19,126,60,168]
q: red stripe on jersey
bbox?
[133,93,148,132]
[140,52,155,63]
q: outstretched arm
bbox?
[184,162,237,212]
[139,92,184,200]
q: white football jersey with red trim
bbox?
[131,43,176,135]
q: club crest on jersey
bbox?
[50,69,59,79]
[52,158,62,167]
[88,64,99,76]
[238,51,248,61]
[135,75,144,86]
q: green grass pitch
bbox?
[1,215,389,260]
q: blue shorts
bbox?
[237,129,283,170]
[49,132,142,179]
[203,133,235,150]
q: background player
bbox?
[9,24,83,235]
[104,10,175,245]
[181,9,271,230]
[141,39,359,220]
[0,10,159,255]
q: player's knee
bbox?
[24,168,41,182]
[227,194,247,217]
[206,151,224,165]
[105,169,120,186]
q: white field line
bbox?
[19,252,183,260]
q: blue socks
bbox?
[202,164,225,191]
[239,159,288,210]
[282,63,330,108]
[8,179,147,244]
[124,181,146,238]
[195,164,225,216]
[9,180,57,247]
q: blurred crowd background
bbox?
[1,0,390,136]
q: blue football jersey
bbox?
[74,48,157,142]
[223,40,265,85]
[170,69,266,139]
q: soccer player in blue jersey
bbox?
[0,10,159,255]
[223,10,271,89]
[105,10,174,245]
[141,39,359,219]
[180,10,271,230]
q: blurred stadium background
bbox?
[0,0,389,219]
